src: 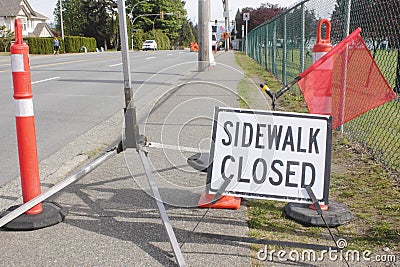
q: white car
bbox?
[142,40,157,51]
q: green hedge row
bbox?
[24,36,97,54]
[131,29,171,50]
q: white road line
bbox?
[32,77,60,84]
[0,63,10,67]
[109,63,122,67]
[166,54,172,56]
[146,57,156,60]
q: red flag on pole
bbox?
[298,28,397,128]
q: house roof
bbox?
[29,22,54,37]
[0,0,49,20]
[0,0,21,16]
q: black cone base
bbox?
[1,202,65,231]
[284,201,352,227]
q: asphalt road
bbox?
[0,50,198,187]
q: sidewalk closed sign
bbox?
[207,107,332,204]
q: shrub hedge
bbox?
[23,36,97,54]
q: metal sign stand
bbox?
[116,1,186,266]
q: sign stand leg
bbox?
[137,147,186,267]
[304,186,351,267]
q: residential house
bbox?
[0,0,53,37]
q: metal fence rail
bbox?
[244,0,399,174]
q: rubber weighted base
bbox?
[187,152,210,172]
[1,202,65,231]
[284,201,352,227]
[198,192,241,210]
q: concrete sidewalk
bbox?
[0,51,252,266]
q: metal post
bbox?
[259,30,262,63]
[117,0,139,149]
[198,0,210,71]
[241,24,244,53]
[272,21,276,76]
[283,15,287,85]
[223,0,229,51]
[300,3,305,72]
[395,47,400,95]
[339,0,352,132]
[344,0,352,39]
[245,20,248,56]
[265,26,269,70]
[261,30,264,64]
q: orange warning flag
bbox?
[298,28,397,128]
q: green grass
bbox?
[234,51,400,262]
[0,52,10,56]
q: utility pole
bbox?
[198,0,210,71]
[59,0,64,40]
[223,0,229,51]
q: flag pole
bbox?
[259,76,301,110]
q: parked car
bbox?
[142,40,157,51]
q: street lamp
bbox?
[128,0,149,21]
[152,14,159,32]
[128,0,150,50]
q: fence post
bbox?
[395,47,400,95]
[256,30,259,63]
[344,0,352,38]
[262,27,266,67]
[265,25,269,70]
[300,3,305,73]
[272,21,277,76]
[259,29,262,64]
[340,0,352,132]
[283,14,287,85]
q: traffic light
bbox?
[215,19,218,25]
[160,11,164,20]
[177,11,181,19]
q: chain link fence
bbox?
[242,0,399,174]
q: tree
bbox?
[287,6,318,49]
[53,0,193,49]
[235,3,285,38]
[188,20,198,42]
[81,0,115,49]
[175,19,195,47]
[0,25,14,52]
[54,0,85,36]
[126,0,192,46]
[54,0,116,49]
[331,0,400,51]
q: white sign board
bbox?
[243,12,250,21]
[207,107,332,204]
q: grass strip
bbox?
[234,51,399,264]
